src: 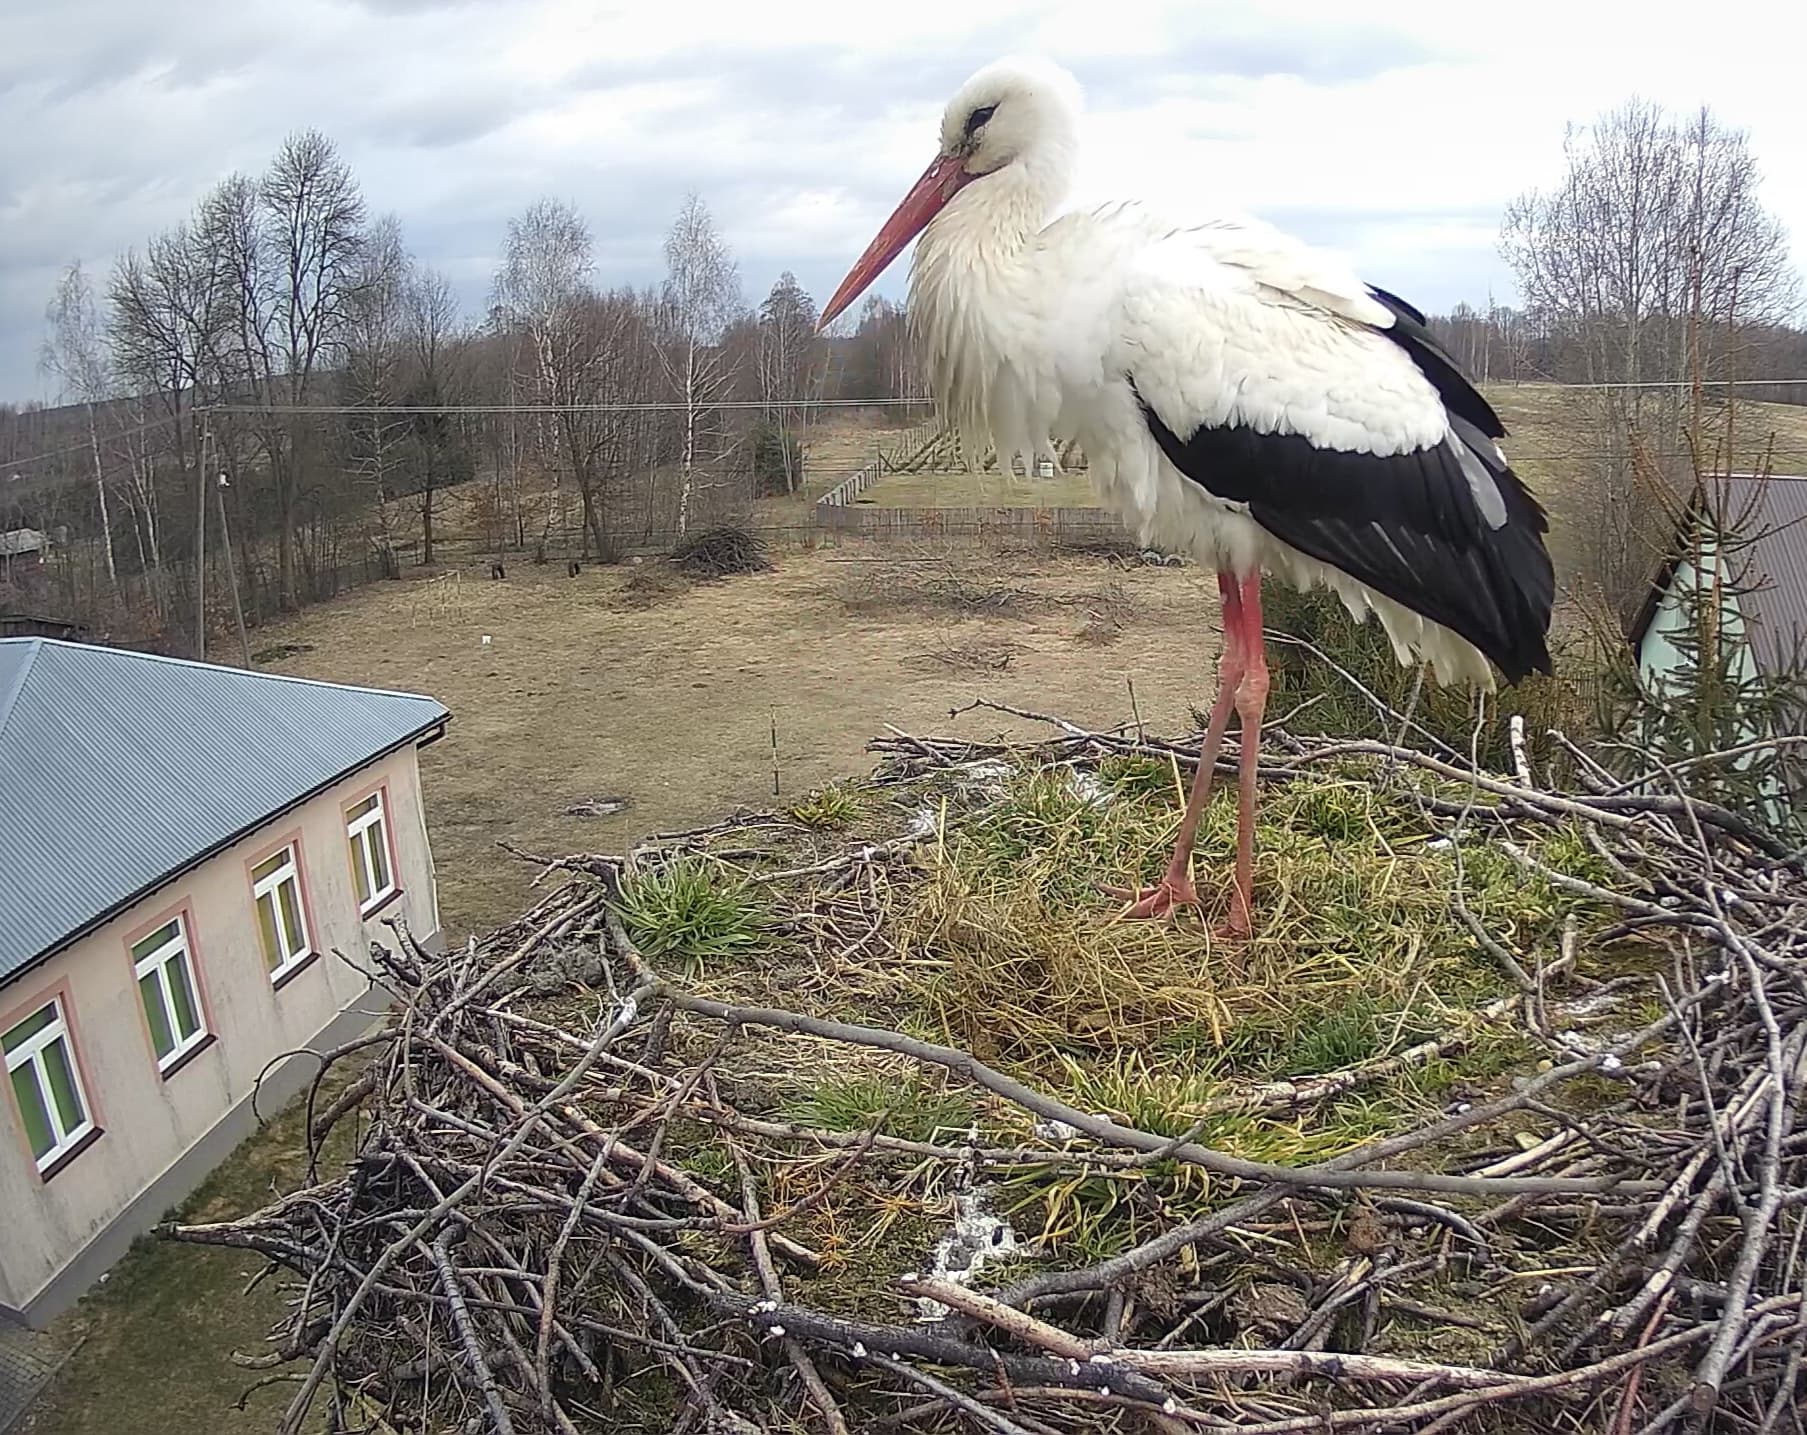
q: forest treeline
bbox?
[2,95,1800,648]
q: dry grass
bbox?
[900,638,1020,674]
[242,549,1222,945]
[888,758,1565,1081]
[590,730,1624,1279]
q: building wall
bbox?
[0,743,440,1324]
[1636,544,1761,694]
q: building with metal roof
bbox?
[0,639,450,1326]
[1630,475,1807,686]
[0,638,449,985]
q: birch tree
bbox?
[661,193,740,534]
[493,199,615,556]
[40,261,117,590]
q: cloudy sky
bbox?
[4,0,1804,402]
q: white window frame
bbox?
[252,844,313,982]
[347,789,398,916]
[132,915,208,1072]
[4,999,96,1173]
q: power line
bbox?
[1521,378,1807,391]
[191,380,1807,416]
[1,410,184,475]
[197,397,938,416]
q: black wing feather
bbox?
[1132,293,1556,685]
[1365,285,1507,439]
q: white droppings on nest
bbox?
[908,806,939,839]
[1557,988,1628,1021]
[913,1188,1020,1322]
[1064,767,1112,807]
[953,759,1013,799]
[1033,1117,1081,1142]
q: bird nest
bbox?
[169,703,1807,1435]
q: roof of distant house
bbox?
[1631,474,1807,679]
[0,527,48,557]
[0,639,449,985]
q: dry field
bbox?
[254,546,1222,944]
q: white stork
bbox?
[818,56,1554,936]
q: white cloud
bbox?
[2,0,1803,400]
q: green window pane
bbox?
[350,794,379,820]
[131,921,179,965]
[43,1039,85,1133]
[351,834,373,904]
[251,852,284,885]
[257,891,282,970]
[3,1004,54,1054]
[141,970,175,1058]
[169,959,201,1042]
[278,880,305,954]
[10,1065,53,1160]
[369,829,391,893]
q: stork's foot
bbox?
[1215,895,1253,942]
[1105,872,1201,920]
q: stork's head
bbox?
[819,56,1081,329]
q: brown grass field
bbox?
[24,392,1807,1434]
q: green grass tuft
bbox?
[787,1071,976,1144]
[787,783,865,830]
[616,859,766,967]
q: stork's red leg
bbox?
[1223,572,1270,937]
[1109,571,1244,919]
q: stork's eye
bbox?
[964,104,997,138]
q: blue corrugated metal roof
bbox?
[0,639,449,984]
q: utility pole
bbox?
[216,472,251,667]
[195,427,209,661]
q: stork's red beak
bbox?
[818,154,972,331]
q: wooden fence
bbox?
[814,422,943,507]
[814,503,1130,548]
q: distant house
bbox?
[0,639,450,1326]
[0,528,50,585]
[1629,474,1807,695]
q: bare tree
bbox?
[110,219,228,627]
[661,193,741,534]
[260,130,368,605]
[340,216,410,572]
[40,261,118,590]
[492,199,617,556]
[756,272,821,494]
[1501,98,1800,612]
[402,264,466,566]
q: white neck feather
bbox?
[907,144,1072,468]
